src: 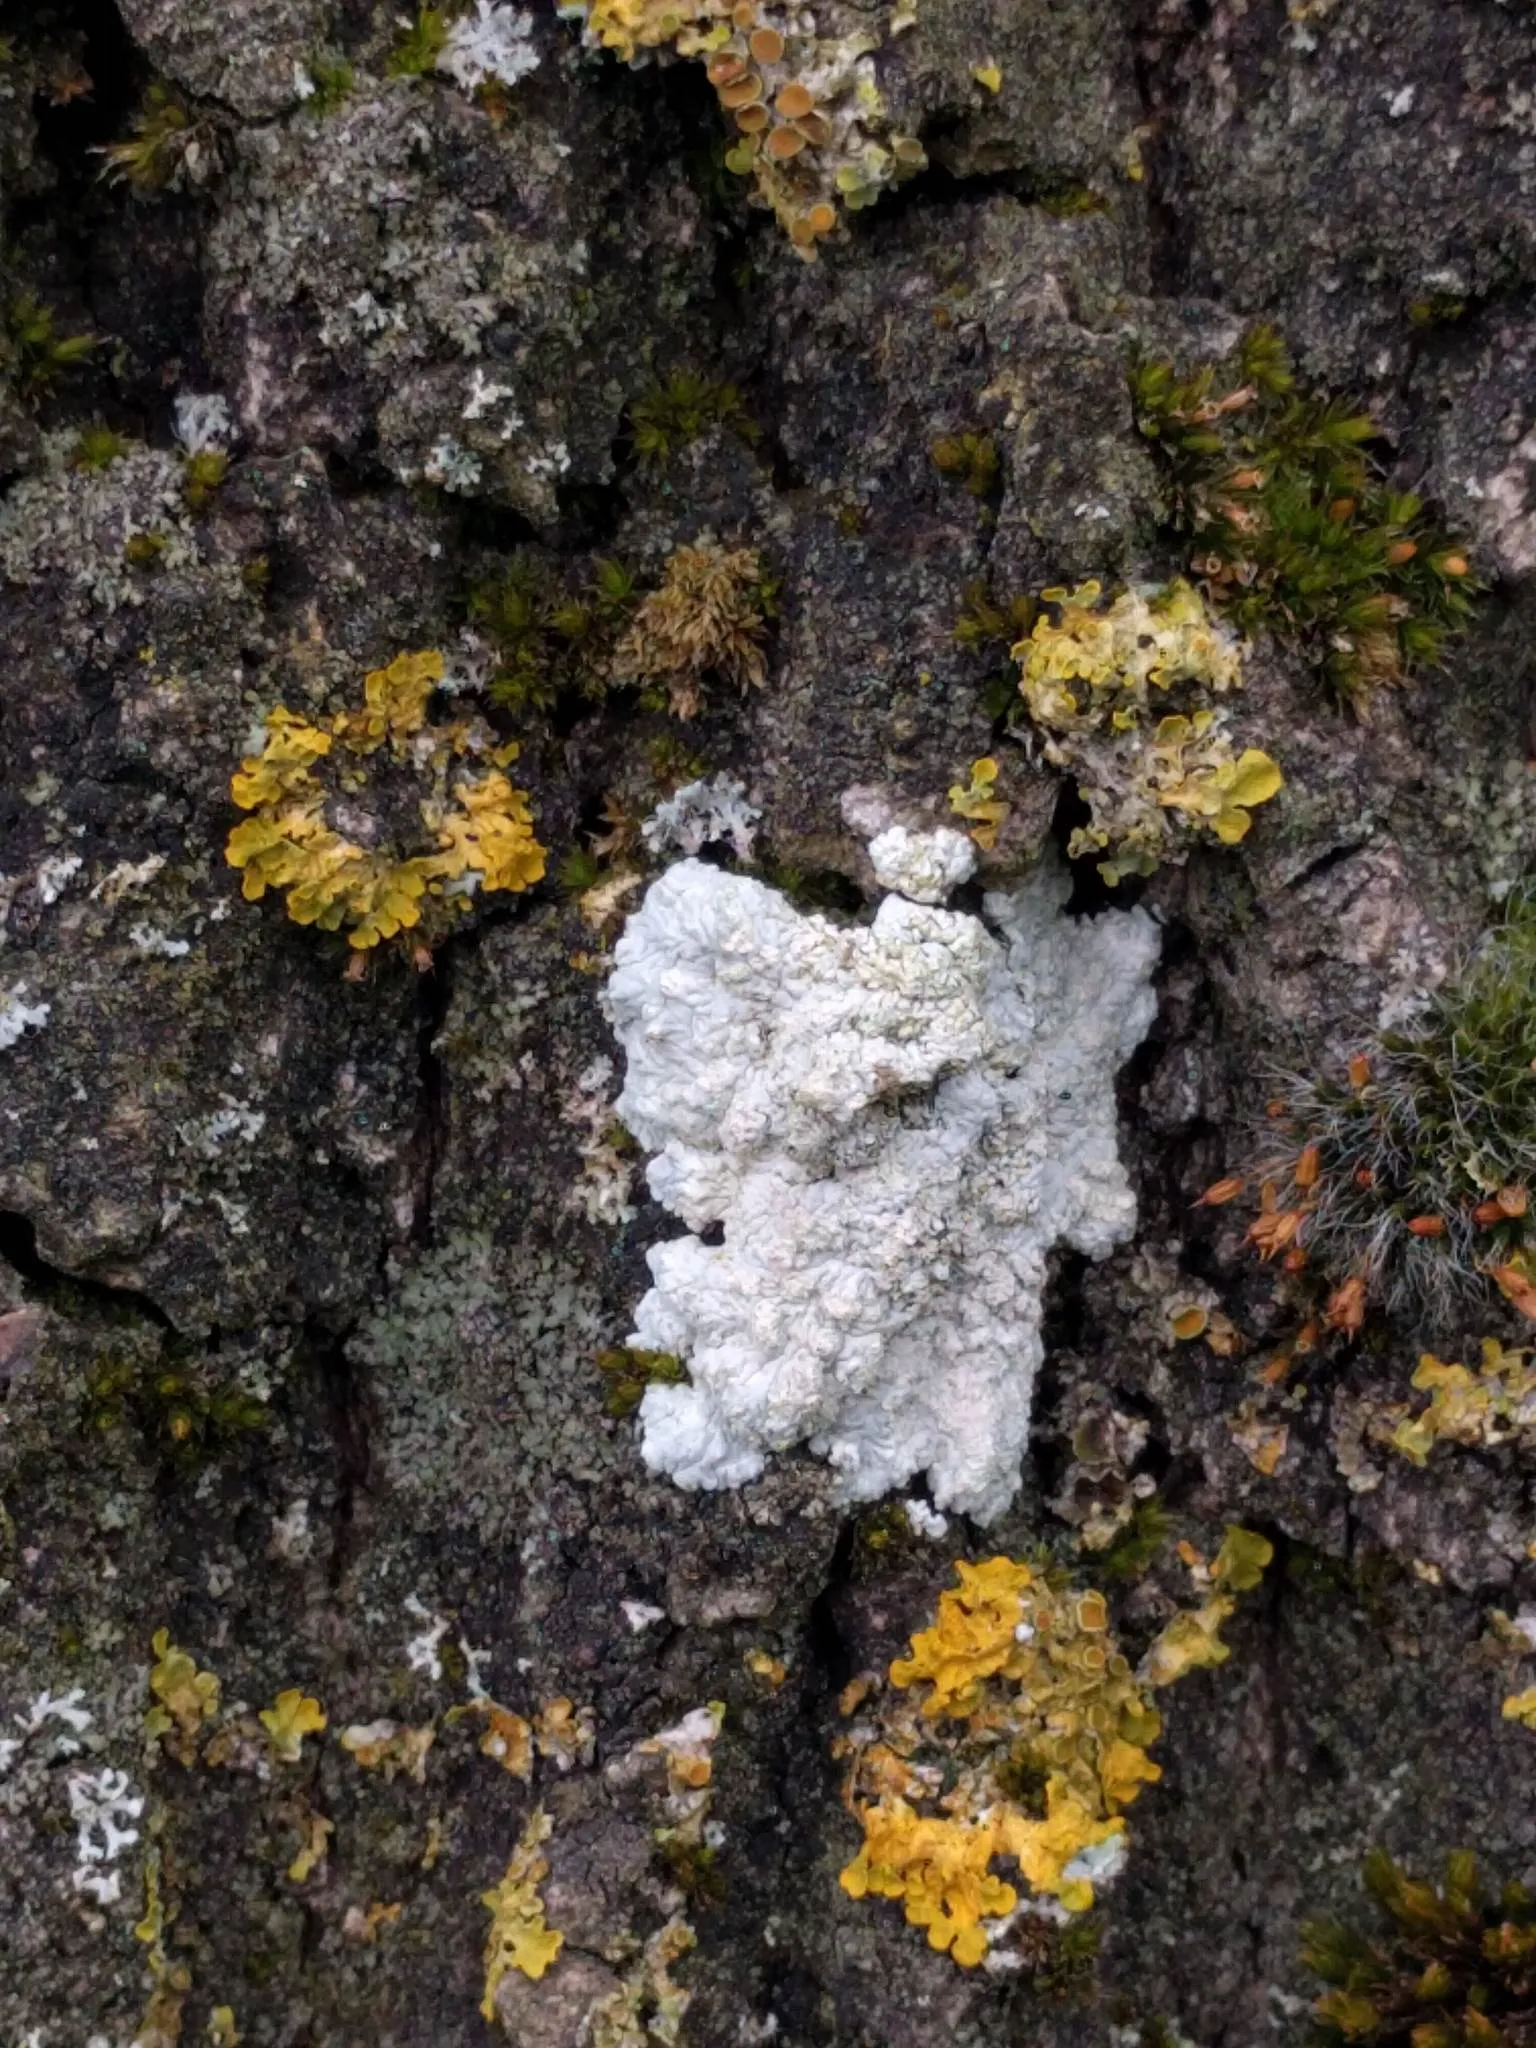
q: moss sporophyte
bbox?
[1132,324,1477,711]
[226,650,545,954]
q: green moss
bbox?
[467,554,637,713]
[388,8,450,77]
[3,292,95,403]
[183,448,228,510]
[301,51,354,114]
[1131,324,1477,711]
[661,1837,727,1907]
[97,82,208,194]
[595,1346,687,1420]
[629,371,760,469]
[1302,1849,1536,2047]
[930,430,1001,499]
[84,1350,269,1463]
[70,424,131,472]
[1096,1498,1170,1585]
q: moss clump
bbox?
[1302,1849,1536,2046]
[300,51,354,113]
[70,424,131,472]
[613,540,773,719]
[85,1352,268,1462]
[596,1346,687,1419]
[2,292,94,402]
[388,7,451,77]
[931,431,1000,499]
[1237,886,1536,1325]
[468,555,638,714]
[630,371,760,469]
[97,81,215,193]
[1097,1497,1170,1585]
[1131,325,1477,711]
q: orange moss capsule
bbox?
[749,25,786,62]
[1474,1200,1506,1226]
[1294,1143,1320,1189]
[1406,1215,1446,1236]
[1265,1098,1288,1118]
[1348,1053,1371,1090]
[764,123,807,159]
[1355,1167,1375,1188]
[1195,1175,1244,1207]
[1385,539,1418,565]
[1328,496,1357,522]
[1499,1185,1530,1217]
[1435,553,1470,578]
[776,79,814,119]
[1324,1274,1368,1334]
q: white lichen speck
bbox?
[605,857,1159,1520]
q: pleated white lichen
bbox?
[604,855,1160,1522]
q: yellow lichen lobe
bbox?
[146,1628,221,1763]
[481,1807,564,2017]
[259,1688,327,1763]
[226,650,545,952]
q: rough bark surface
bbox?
[3,2,1536,2043]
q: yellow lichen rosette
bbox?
[226,650,545,951]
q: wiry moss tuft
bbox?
[1232,888,1536,1327]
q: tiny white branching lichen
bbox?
[439,1,540,89]
[605,857,1159,1520]
[641,776,761,862]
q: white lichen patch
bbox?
[0,984,50,1051]
[439,1,540,90]
[0,432,200,614]
[605,858,1159,1521]
[67,1766,145,1904]
[642,775,761,862]
[867,824,977,904]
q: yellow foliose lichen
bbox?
[837,1557,1160,1966]
[564,2,925,256]
[481,1806,564,2018]
[146,1628,221,1764]
[226,650,545,953]
[1011,580,1281,885]
[259,1688,327,1763]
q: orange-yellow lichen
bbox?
[839,1536,1274,1968]
[481,1807,564,2017]
[259,1688,327,1763]
[1012,580,1281,885]
[145,1629,220,1764]
[838,1557,1160,1965]
[226,650,546,951]
[566,1,925,255]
